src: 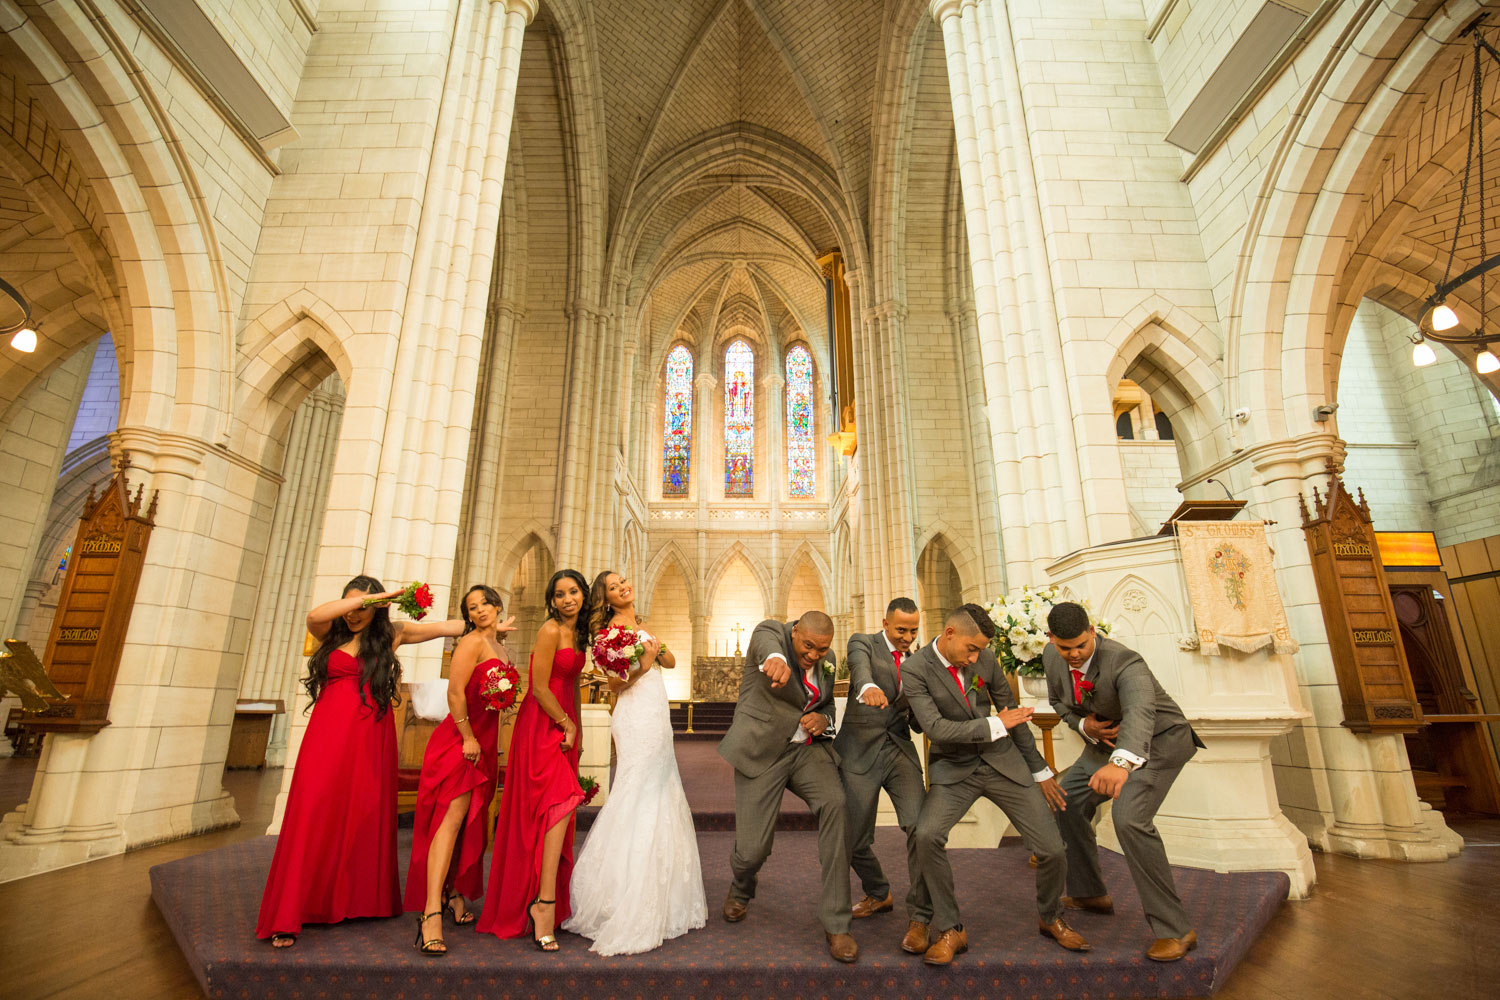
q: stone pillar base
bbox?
[578,703,612,806]
[1325,802,1463,861]
[0,803,126,883]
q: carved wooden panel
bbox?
[1301,464,1423,734]
[26,456,158,733]
[691,656,742,702]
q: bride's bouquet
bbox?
[362,581,434,620]
[591,624,648,679]
[478,659,520,712]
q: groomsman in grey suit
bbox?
[718,611,858,963]
[833,597,925,919]
[902,604,1090,966]
[1043,601,1204,962]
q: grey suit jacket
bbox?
[1043,635,1203,764]
[902,642,1048,786]
[832,631,920,775]
[718,618,840,779]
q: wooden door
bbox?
[1392,581,1500,814]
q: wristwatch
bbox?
[1108,751,1139,772]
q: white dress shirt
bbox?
[932,643,1052,782]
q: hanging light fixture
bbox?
[1410,21,1500,374]
[0,277,38,353]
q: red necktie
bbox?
[946,664,968,704]
[892,649,903,690]
[1071,668,1085,704]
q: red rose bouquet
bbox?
[579,774,599,805]
[479,659,521,712]
[591,624,648,679]
[363,581,434,620]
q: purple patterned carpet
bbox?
[150,824,1286,999]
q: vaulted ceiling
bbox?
[580,0,896,365]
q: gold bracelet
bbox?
[454,715,468,725]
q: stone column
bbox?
[1231,436,1459,861]
[240,378,346,765]
[930,0,1087,581]
[271,0,538,832]
[360,0,538,680]
[1,428,275,878]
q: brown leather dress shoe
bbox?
[1063,894,1115,914]
[1038,916,1092,951]
[1146,930,1197,961]
[722,894,748,923]
[922,927,968,966]
[826,932,859,963]
[900,920,930,954]
[852,893,894,918]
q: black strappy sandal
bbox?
[415,911,447,956]
[270,933,297,949]
[526,897,559,952]
[444,889,476,925]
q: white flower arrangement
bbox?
[982,585,1112,678]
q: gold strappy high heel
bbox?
[526,897,559,952]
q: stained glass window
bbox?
[724,340,754,495]
[785,345,815,497]
[662,345,693,496]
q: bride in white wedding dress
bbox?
[562,571,707,955]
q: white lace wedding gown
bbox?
[562,649,706,954]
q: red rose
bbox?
[974,676,986,688]
[1078,680,1095,697]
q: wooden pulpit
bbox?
[25,455,158,733]
[1300,464,1423,734]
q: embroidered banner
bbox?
[1176,520,1299,657]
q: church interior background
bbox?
[3,0,1500,989]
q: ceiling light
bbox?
[9,326,36,353]
[1412,340,1437,367]
[1430,303,1460,331]
[1477,349,1499,375]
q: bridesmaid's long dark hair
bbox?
[303,574,401,719]
[545,568,592,652]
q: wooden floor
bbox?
[0,756,1496,999]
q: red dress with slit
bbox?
[403,657,505,910]
[475,646,584,938]
[255,649,399,938]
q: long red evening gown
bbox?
[256,648,400,938]
[403,658,504,909]
[475,646,585,938]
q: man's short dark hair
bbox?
[1047,601,1092,640]
[797,610,834,636]
[945,602,996,641]
[886,597,918,616]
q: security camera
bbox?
[1232,407,1250,423]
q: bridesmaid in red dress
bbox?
[476,568,591,950]
[256,574,467,948]
[405,584,518,955]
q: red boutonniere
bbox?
[968,674,987,698]
[1078,679,1095,704]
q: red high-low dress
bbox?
[256,648,400,938]
[403,658,505,909]
[475,646,584,938]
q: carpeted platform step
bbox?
[150,827,1286,1000]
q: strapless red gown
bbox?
[475,646,585,938]
[256,649,399,938]
[404,658,504,909]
